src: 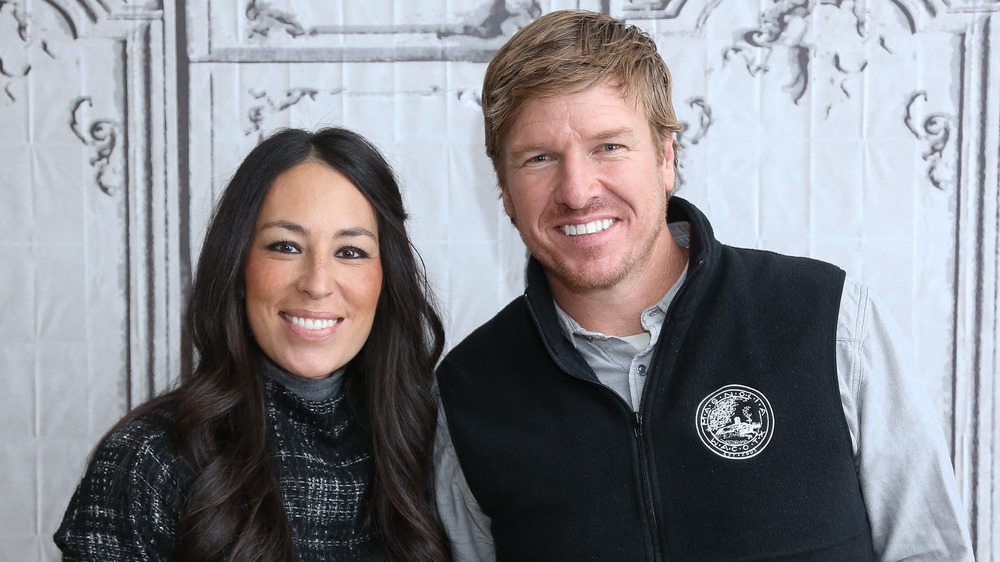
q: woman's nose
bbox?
[296,256,335,300]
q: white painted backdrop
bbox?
[1,0,998,559]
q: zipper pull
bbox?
[633,411,642,437]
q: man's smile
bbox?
[559,218,616,236]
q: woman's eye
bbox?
[603,144,622,152]
[337,247,370,259]
[267,241,300,254]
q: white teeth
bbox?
[284,314,339,330]
[561,218,614,236]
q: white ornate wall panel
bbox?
[0,0,997,559]
[0,1,174,559]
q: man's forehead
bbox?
[505,94,647,149]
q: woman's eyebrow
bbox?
[257,222,376,241]
[259,220,306,234]
[335,227,377,241]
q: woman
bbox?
[55,128,452,561]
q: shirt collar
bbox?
[554,221,692,348]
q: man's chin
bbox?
[541,259,627,293]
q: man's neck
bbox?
[548,233,688,336]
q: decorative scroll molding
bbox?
[456,85,482,108]
[677,96,712,148]
[244,0,543,42]
[0,0,151,103]
[620,0,690,18]
[32,0,109,38]
[943,0,1000,12]
[242,83,484,138]
[717,0,886,106]
[246,0,306,39]
[0,0,27,37]
[673,96,712,187]
[196,0,538,62]
[436,0,541,39]
[904,91,956,190]
[0,1,56,103]
[625,0,932,112]
[70,96,122,196]
[244,86,343,138]
[2,0,155,42]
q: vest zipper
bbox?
[634,411,664,562]
[525,257,707,561]
[632,257,704,562]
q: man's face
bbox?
[501,83,675,294]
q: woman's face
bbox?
[244,160,383,379]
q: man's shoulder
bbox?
[443,295,533,366]
[718,243,845,283]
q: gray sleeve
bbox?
[836,279,974,561]
[433,400,496,562]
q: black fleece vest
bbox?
[438,198,874,561]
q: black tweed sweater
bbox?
[54,367,387,561]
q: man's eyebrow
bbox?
[591,127,637,142]
[507,142,549,160]
[507,127,639,158]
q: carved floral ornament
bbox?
[623,0,962,191]
[71,96,122,196]
[244,87,341,139]
[3,0,125,195]
[904,91,956,191]
[0,0,47,103]
[243,0,542,42]
[3,0,982,196]
[242,83,484,139]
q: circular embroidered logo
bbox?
[696,384,774,459]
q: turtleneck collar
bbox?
[262,360,346,402]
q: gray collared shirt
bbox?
[553,222,690,411]
[552,265,684,411]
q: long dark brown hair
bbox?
[111,127,451,561]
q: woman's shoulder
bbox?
[91,407,183,476]
[66,404,189,508]
[55,405,190,560]
[105,406,176,447]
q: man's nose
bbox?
[554,155,602,209]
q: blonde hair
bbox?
[482,10,683,186]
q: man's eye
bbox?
[268,241,300,254]
[529,155,549,163]
[337,247,370,259]
[603,144,622,151]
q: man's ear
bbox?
[500,184,516,223]
[661,132,676,195]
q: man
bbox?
[435,9,973,561]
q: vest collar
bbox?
[522,196,719,383]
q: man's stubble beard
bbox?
[511,188,669,293]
